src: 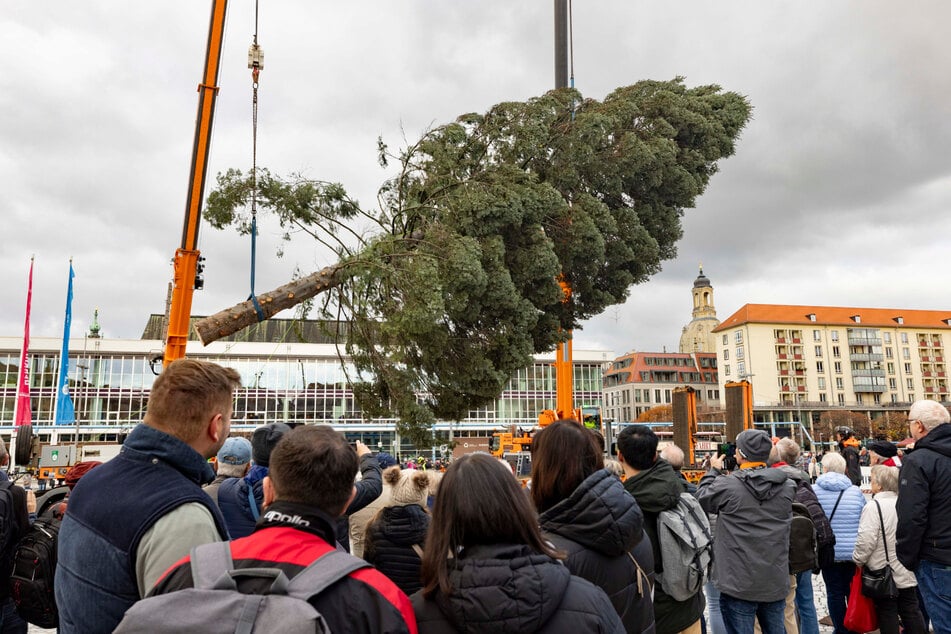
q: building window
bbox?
[837,393,845,404]
[816,361,825,373]
[887,363,895,374]
[831,330,839,342]
[820,393,828,402]
[889,378,897,389]
[737,361,746,377]
[833,346,840,358]
[818,377,826,390]
[813,329,821,341]
[907,378,914,390]
[884,332,892,344]
[723,349,729,360]
[736,347,744,360]
[885,347,893,359]
[891,394,898,403]
[874,394,881,404]
[903,347,910,359]
[834,361,842,374]
[904,363,912,374]
[725,364,731,376]
[722,334,728,345]
[901,332,909,344]
[836,377,844,389]
[655,389,662,403]
[735,331,744,344]
[815,346,823,357]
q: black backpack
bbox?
[788,502,818,574]
[10,515,61,628]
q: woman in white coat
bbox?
[852,465,925,634]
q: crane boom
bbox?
[163,0,229,367]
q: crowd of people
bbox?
[0,358,947,633]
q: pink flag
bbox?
[14,257,34,427]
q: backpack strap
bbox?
[827,490,845,523]
[873,499,891,563]
[285,549,371,601]
[247,484,261,522]
[412,544,424,559]
[190,540,237,590]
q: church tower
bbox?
[678,265,720,353]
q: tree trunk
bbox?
[193,263,345,345]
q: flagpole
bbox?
[13,256,35,428]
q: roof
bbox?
[141,314,351,344]
[713,304,951,333]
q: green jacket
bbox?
[624,459,703,634]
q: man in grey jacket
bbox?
[697,429,795,634]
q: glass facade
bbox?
[0,341,605,434]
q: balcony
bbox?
[926,386,937,394]
[793,354,803,360]
[850,353,883,362]
[854,385,888,393]
[792,338,801,344]
[852,369,886,378]
[778,354,788,360]
[798,386,806,392]
[922,355,931,362]
[776,337,786,344]
[795,370,805,376]
[919,341,929,347]
[849,337,883,346]
[779,370,789,376]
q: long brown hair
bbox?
[420,452,561,598]
[530,419,604,513]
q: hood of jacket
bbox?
[435,543,570,634]
[623,458,686,513]
[539,469,643,557]
[377,504,430,546]
[915,422,951,458]
[815,471,854,491]
[733,465,791,502]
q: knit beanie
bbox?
[736,429,773,463]
[251,422,291,467]
[389,469,431,507]
[867,440,897,458]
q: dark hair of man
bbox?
[530,420,604,513]
[267,425,358,516]
[616,425,658,471]
[420,452,562,598]
[144,359,241,443]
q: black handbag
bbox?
[860,499,899,600]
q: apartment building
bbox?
[602,351,720,422]
[713,304,951,410]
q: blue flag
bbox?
[55,262,76,425]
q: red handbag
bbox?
[844,566,878,633]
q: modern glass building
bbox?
[0,317,612,455]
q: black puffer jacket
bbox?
[410,543,623,634]
[897,423,951,569]
[364,503,429,595]
[540,469,654,634]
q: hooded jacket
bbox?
[814,471,865,562]
[896,423,951,569]
[410,543,623,634]
[774,464,835,549]
[364,503,430,595]
[624,459,703,634]
[696,465,795,603]
[540,469,654,634]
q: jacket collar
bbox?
[255,499,339,543]
[120,423,216,485]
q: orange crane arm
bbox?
[163,0,229,366]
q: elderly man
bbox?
[203,436,252,504]
[697,429,795,634]
[56,359,239,634]
[896,399,951,632]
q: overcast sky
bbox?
[4,1,950,359]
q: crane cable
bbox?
[248,0,265,321]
